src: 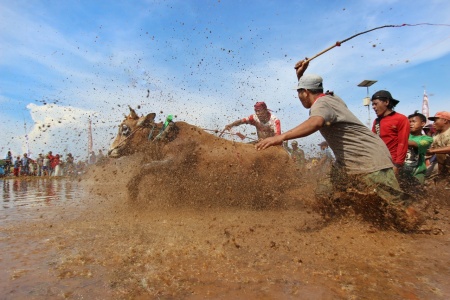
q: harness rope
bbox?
[202,128,258,141]
[147,124,156,141]
[110,126,143,151]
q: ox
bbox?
[108,107,301,208]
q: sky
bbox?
[1,0,450,161]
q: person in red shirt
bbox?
[47,151,55,174]
[371,90,410,175]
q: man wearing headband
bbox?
[224,101,281,141]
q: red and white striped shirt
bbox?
[242,112,281,140]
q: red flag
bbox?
[422,90,430,125]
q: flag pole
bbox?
[88,118,93,160]
[422,88,430,125]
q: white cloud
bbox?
[20,104,96,159]
[1,0,450,161]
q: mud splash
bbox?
[1,157,449,299]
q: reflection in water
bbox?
[1,178,84,210]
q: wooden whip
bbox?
[297,23,450,65]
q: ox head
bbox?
[108,106,157,158]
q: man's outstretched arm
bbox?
[224,119,245,131]
[255,116,325,150]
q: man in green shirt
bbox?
[402,111,433,185]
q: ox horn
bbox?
[128,106,139,120]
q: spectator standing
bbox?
[36,153,44,176]
[427,111,450,184]
[47,151,55,175]
[371,90,410,175]
[29,158,36,176]
[65,153,75,175]
[5,151,13,176]
[96,149,105,164]
[43,154,50,176]
[13,156,21,177]
[51,154,61,176]
[317,141,333,172]
[289,141,306,170]
[20,153,30,176]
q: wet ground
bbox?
[1,167,449,299]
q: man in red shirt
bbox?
[371,90,410,175]
[47,151,55,175]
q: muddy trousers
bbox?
[315,167,409,207]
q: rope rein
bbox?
[109,125,146,152]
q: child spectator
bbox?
[401,111,433,185]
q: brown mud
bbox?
[1,155,449,299]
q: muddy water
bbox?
[1,173,449,299]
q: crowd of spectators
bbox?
[284,108,449,189]
[0,149,107,178]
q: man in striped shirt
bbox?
[224,102,281,141]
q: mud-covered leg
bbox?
[126,159,174,201]
[361,169,424,231]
